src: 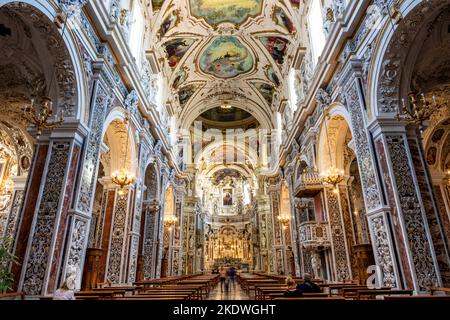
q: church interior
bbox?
[0,0,450,301]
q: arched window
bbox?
[129,0,144,64]
[308,0,326,65]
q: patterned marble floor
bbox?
[207,280,250,300]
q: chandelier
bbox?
[320,165,344,194]
[321,111,345,194]
[396,91,444,131]
[277,214,291,230]
[111,115,134,194]
[164,215,178,231]
[111,168,135,194]
[23,97,64,138]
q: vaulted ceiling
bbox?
[148,0,304,129]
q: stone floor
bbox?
[207,280,250,300]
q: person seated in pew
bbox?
[53,277,76,300]
[284,273,321,297]
[285,277,296,290]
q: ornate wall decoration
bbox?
[386,135,438,290]
[107,192,128,283]
[407,137,450,287]
[326,191,350,280]
[76,86,111,213]
[22,141,71,295]
[143,207,157,279]
[376,0,444,114]
[339,186,358,279]
[64,219,87,286]
[3,190,24,241]
[345,82,381,210]
[369,214,398,288]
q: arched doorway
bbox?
[317,109,374,283]
[81,113,138,287]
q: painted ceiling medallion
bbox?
[189,0,263,26]
[164,38,195,69]
[199,36,254,79]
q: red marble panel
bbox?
[12,144,49,290]
[46,143,81,293]
[98,190,116,282]
[375,138,414,289]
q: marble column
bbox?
[2,176,27,241]
[371,121,448,291]
[60,64,113,290]
[155,171,169,278]
[141,200,161,279]
[106,187,134,284]
[323,188,351,281]
[256,194,273,273]
[341,59,401,289]
[18,135,83,296]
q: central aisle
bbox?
[207,281,251,300]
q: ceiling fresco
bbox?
[199,36,254,78]
[189,0,264,26]
[164,38,196,68]
[148,0,305,126]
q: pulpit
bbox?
[81,248,103,290]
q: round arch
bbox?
[101,107,139,176]
[368,0,450,121]
[316,104,354,174]
[0,0,89,123]
[179,99,274,130]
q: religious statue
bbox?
[311,252,322,279]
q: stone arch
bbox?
[0,0,88,123]
[101,108,139,177]
[179,100,274,131]
[317,104,354,175]
[369,0,450,120]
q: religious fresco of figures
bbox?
[152,0,165,11]
[164,38,195,69]
[158,10,180,39]
[189,0,263,26]
[253,82,275,105]
[259,36,289,65]
[199,36,254,78]
[178,84,198,106]
[223,188,233,206]
[272,7,295,33]
[264,65,280,86]
[172,66,188,89]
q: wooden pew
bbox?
[430,287,450,295]
[357,289,413,300]
[384,295,450,300]
[0,292,25,300]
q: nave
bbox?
[1,0,450,303]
